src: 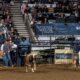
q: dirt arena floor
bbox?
[0,64,80,80]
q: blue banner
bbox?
[35,23,80,36]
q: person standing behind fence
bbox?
[76,54,79,68]
[1,39,13,67]
[73,54,79,68]
[18,37,31,66]
[9,40,17,66]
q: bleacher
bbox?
[25,0,80,41]
[0,1,13,46]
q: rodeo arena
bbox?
[1,0,80,80]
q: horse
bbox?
[25,51,39,72]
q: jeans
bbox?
[17,56,21,66]
[17,56,25,66]
[3,52,13,66]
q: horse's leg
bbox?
[26,65,28,72]
[33,60,36,71]
[31,63,34,72]
[34,62,36,71]
[25,55,29,72]
[31,67,34,72]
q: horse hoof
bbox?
[32,70,34,72]
[31,69,34,72]
[26,70,28,72]
[26,69,28,72]
[34,68,36,71]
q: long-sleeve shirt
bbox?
[3,43,11,53]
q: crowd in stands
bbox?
[0,1,14,46]
[20,0,80,38]
[21,0,80,24]
[0,0,31,67]
[28,0,55,4]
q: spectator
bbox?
[9,40,17,66]
[1,39,13,67]
[5,15,13,30]
[48,5,54,13]
[21,2,27,18]
[13,35,21,45]
[8,27,14,37]
[30,18,35,27]
[0,19,5,27]
[5,0,11,4]
[18,37,31,66]
[24,4,29,23]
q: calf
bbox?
[25,51,38,72]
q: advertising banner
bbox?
[35,23,80,36]
[54,48,73,64]
[78,51,80,65]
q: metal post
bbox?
[50,35,52,64]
